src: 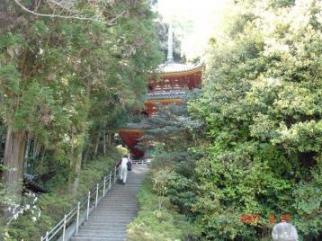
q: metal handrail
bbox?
[132,159,149,165]
[40,165,119,241]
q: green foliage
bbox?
[6,154,118,240]
[166,172,198,218]
[187,0,322,240]
[127,176,200,241]
[269,0,296,8]
[0,0,161,159]
[0,65,20,96]
[134,1,322,241]
[128,94,204,240]
[0,0,161,237]
[292,163,322,237]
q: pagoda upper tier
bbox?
[148,62,203,92]
[148,24,203,94]
[144,61,203,117]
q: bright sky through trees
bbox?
[156,0,230,60]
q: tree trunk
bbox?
[24,135,31,160]
[32,139,41,160]
[94,134,100,156]
[83,148,89,163]
[107,132,114,146]
[0,0,8,11]
[68,131,85,198]
[69,150,82,198]
[2,127,26,205]
[24,134,31,172]
[0,0,9,34]
[103,131,107,155]
[0,0,16,35]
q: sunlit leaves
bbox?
[189,0,322,240]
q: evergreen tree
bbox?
[0,0,161,228]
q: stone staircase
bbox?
[71,164,148,241]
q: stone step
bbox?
[89,213,136,216]
[79,228,127,232]
[71,237,125,241]
[76,230,126,237]
[84,221,130,225]
[70,165,148,241]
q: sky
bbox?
[155,0,230,60]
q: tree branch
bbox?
[47,0,79,14]
[13,0,127,25]
[13,0,100,21]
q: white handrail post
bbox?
[62,214,67,241]
[76,202,80,234]
[86,191,90,220]
[103,176,106,196]
[109,173,112,190]
[39,166,125,240]
[95,183,99,207]
[114,166,117,184]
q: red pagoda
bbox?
[119,25,203,159]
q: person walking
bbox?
[127,154,132,171]
[272,221,298,241]
[119,154,129,184]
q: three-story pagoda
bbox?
[119,25,203,158]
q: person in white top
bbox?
[119,155,129,184]
[272,221,298,241]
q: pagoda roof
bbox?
[154,24,203,76]
[123,121,150,130]
[157,61,203,75]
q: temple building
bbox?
[119,25,203,158]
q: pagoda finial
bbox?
[167,24,174,63]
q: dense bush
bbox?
[6,153,119,241]
[127,171,200,241]
[188,0,322,240]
